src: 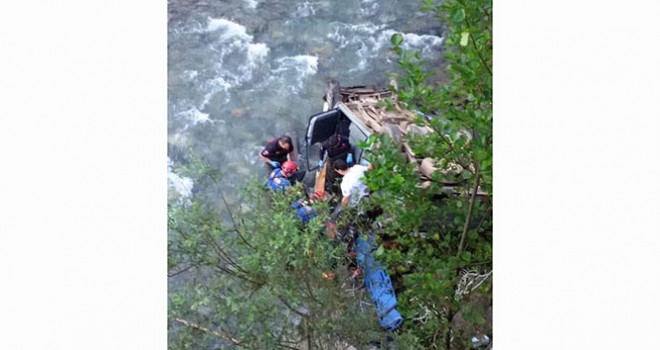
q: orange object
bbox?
[314,156,328,197]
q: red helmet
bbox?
[281,160,298,174]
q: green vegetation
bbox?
[168,0,492,348]
[366,0,493,347]
[169,157,388,348]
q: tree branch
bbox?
[208,173,255,250]
[457,0,492,76]
[277,295,310,318]
[458,165,481,255]
[306,318,313,350]
[303,270,324,307]
[168,265,194,277]
[174,317,244,347]
[201,228,252,277]
[213,265,262,287]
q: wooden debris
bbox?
[330,83,484,194]
[420,158,437,179]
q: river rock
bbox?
[311,42,335,58]
[230,108,247,118]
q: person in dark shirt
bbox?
[318,133,350,161]
[318,133,351,195]
[260,135,294,168]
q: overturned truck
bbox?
[304,80,487,198]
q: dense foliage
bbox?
[168,0,492,349]
[363,0,493,348]
[169,156,392,349]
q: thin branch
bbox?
[273,325,304,345]
[315,334,326,350]
[306,319,313,350]
[263,329,303,350]
[174,317,244,347]
[201,228,251,276]
[302,269,324,306]
[474,203,492,234]
[429,122,457,153]
[426,120,474,173]
[213,266,262,287]
[432,328,441,349]
[457,0,492,76]
[229,227,255,250]
[277,295,310,318]
[168,265,194,277]
[208,173,255,250]
[467,260,492,267]
[468,29,492,76]
[213,264,239,276]
[207,173,237,228]
[203,230,236,266]
[457,165,481,255]
[444,308,454,350]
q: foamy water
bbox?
[176,107,215,127]
[377,29,445,56]
[293,1,316,17]
[168,0,444,204]
[244,0,259,9]
[167,157,193,205]
[247,43,269,67]
[206,18,248,36]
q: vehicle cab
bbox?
[303,102,372,172]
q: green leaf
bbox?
[391,32,404,47]
[461,251,472,261]
[375,244,385,257]
[460,32,469,46]
[452,8,465,23]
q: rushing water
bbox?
[167,0,445,206]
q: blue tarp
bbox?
[290,199,318,223]
[355,234,404,331]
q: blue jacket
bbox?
[291,199,318,223]
[266,168,291,191]
[355,234,404,331]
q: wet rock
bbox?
[310,42,335,58]
[270,30,286,40]
[378,14,397,24]
[230,108,247,118]
[227,162,252,178]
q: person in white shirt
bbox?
[333,159,373,207]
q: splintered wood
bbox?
[339,86,425,163]
[336,86,474,189]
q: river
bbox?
[167,0,445,206]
